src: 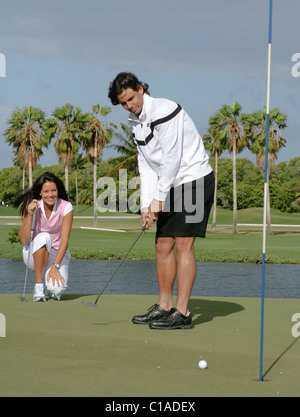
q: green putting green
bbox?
[0,294,299,397]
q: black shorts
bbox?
[156,171,215,238]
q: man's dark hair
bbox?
[108,72,149,105]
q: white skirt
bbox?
[23,232,71,298]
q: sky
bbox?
[0,0,299,170]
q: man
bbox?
[108,72,214,329]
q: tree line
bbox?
[1,155,299,221]
[1,101,300,232]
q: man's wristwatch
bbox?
[53,262,60,269]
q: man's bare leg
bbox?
[155,237,176,311]
[174,236,196,316]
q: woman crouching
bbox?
[15,172,73,301]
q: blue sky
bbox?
[0,0,299,170]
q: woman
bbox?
[108,72,215,329]
[15,172,73,301]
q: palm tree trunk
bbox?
[65,166,69,195]
[93,142,98,228]
[28,158,33,188]
[22,167,25,189]
[75,170,79,214]
[212,151,218,232]
[232,139,238,234]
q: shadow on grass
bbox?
[263,336,300,380]
[60,294,86,301]
[189,298,245,326]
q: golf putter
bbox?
[19,209,36,302]
[83,225,146,307]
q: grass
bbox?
[2,204,300,223]
[1,206,299,398]
[0,206,299,263]
[0,294,299,397]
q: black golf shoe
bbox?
[132,304,171,325]
[149,308,192,330]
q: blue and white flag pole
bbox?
[259,0,273,382]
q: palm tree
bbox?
[209,102,248,234]
[71,153,87,213]
[246,108,287,234]
[12,153,26,189]
[107,123,138,174]
[203,125,224,232]
[80,104,113,227]
[44,104,88,194]
[5,106,47,187]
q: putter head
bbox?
[18,295,27,302]
[82,300,98,308]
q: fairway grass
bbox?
[1,224,300,264]
[1,206,299,263]
[0,294,299,397]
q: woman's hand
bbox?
[47,264,65,287]
[19,199,39,245]
[28,199,38,215]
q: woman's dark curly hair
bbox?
[108,72,150,105]
[14,172,68,216]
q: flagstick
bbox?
[259,0,273,382]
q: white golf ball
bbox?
[198,359,207,369]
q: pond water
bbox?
[1,258,300,299]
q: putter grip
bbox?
[31,209,37,232]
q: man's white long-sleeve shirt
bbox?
[129,93,212,210]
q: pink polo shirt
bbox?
[33,198,73,251]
